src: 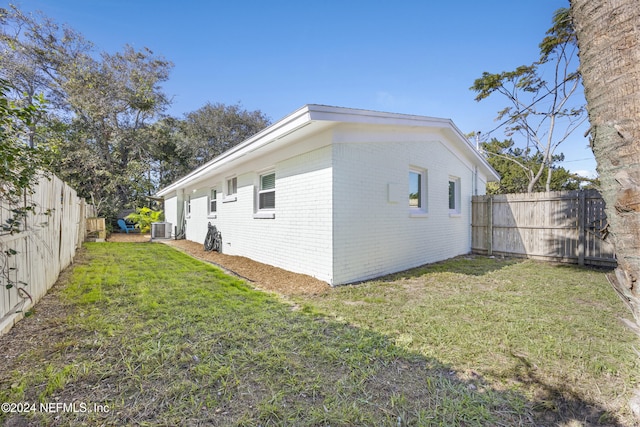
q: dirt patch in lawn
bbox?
[106,234,330,296]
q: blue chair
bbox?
[117,219,136,234]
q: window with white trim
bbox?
[209,188,218,215]
[409,168,427,214]
[258,172,275,210]
[185,196,191,217]
[449,177,461,214]
[227,177,237,196]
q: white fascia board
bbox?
[306,104,451,128]
[308,104,500,182]
[443,120,501,182]
[156,104,500,196]
[156,105,314,197]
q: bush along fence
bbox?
[0,174,95,335]
[471,189,616,267]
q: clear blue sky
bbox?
[16,0,597,177]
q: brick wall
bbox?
[183,142,334,283]
[173,124,491,286]
[331,126,487,284]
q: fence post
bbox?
[578,190,585,266]
[487,196,493,256]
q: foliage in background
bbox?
[0,77,47,307]
[0,78,47,208]
[56,45,173,218]
[146,117,192,189]
[471,8,587,192]
[0,4,271,219]
[179,102,271,171]
[481,138,592,194]
[125,207,163,233]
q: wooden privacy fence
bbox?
[472,190,616,267]
[0,174,95,335]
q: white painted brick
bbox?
[171,123,492,286]
[331,132,479,284]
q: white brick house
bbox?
[157,105,499,285]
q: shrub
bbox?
[125,207,163,233]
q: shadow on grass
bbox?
[0,307,625,426]
[0,244,629,427]
[377,254,524,282]
[500,351,624,426]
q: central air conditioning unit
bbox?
[151,222,172,239]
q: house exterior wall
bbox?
[185,187,211,244]
[181,138,335,283]
[158,106,497,286]
[164,194,179,236]
[331,125,489,284]
[265,145,333,281]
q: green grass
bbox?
[0,244,637,426]
[296,256,640,425]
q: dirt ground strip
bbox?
[107,233,331,296]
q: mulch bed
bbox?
[107,233,330,296]
[106,232,152,243]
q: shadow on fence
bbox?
[472,190,616,268]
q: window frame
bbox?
[185,196,191,218]
[208,187,218,217]
[258,171,276,211]
[448,176,461,215]
[224,176,238,203]
[253,170,276,219]
[409,167,428,217]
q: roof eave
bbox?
[156,104,501,196]
[156,105,315,197]
[443,119,501,182]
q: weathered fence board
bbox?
[0,174,92,335]
[472,190,616,267]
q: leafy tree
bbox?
[59,45,172,214]
[481,138,587,194]
[179,102,271,170]
[1,5,174,217]
[125,207,163,233]
[146,117,196,188]
[0,4,92,147]
[471,8,587,192]
[1,5,271,219]
[0,78,46,210]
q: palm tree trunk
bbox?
[570,0,640,417]
[570,0,640,321]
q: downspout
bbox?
[470,167,477,251]
[474,165,478,196]
[176,188,186,239]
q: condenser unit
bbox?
[151,222,172,239]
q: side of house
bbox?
[161,122,338,283]
[158,105,499,285]
[329,122,491,284]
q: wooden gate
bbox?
[471,190,616,267]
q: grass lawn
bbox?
[0,243,637,426]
